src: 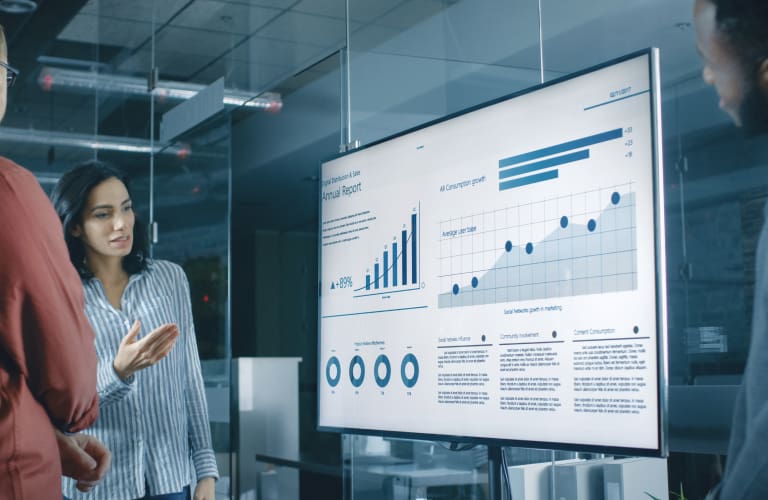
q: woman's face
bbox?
[73,176,135,261]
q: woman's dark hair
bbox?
[50,160,149,278]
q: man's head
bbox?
[694,0,768,134]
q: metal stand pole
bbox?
[488,445,503,500]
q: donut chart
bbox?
[374,354,391,388]
[349,355,366,387]
[325,356,341,387]
[400,353,419,388]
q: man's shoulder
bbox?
[0,156,38,186]
[0,157,55,219]
[0,155,25,170]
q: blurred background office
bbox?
[0,0,759,498]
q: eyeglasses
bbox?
[0,61,19,88]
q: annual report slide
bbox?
[318,51,665,454]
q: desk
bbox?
[355,463,487,500]
[254,454,485,500]
[254,453,342,478]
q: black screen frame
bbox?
[316,48,668,458]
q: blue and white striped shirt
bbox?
[63,259,219,499]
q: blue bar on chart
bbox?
[498,149,589,180]
[392,242,398,286]
[411,213,417,284]
[402,230,408,285]
[374,263,380,289]
[383,251,389,288]
[498,128,622,167]
[500,169,559,191]
[496,129,623,192]
[365,274,371,290]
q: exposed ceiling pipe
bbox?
[0,0,37,14]
[0,126,188,155]
[38,66,283,112]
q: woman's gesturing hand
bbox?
[113,320,179,380]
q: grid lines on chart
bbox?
[437,183,637,308]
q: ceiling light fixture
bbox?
[0,0,37,14]
[38,66,283,112]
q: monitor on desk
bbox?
[318,49,667,456]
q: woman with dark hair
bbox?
[52,161,218,500]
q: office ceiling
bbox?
[2,0,461,138]
[0,0,465,188]
[0,0,719,234]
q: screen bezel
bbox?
[317,48,668,457]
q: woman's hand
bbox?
[193,477,215,500]
[112,320,178,380]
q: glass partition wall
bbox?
[3,1,274,498]
[347,0,543,144]
[339,0,745,499]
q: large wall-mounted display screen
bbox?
[318,50,666,455]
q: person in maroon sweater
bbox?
[0,26,110,499]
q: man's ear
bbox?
[758,58,768,93]
[70,225,82,238]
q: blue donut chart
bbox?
[325,356,341,387]
[374,354,391,387]
[400,353,419,388]
[349,355,366,387]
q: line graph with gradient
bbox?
[438,184,636,308]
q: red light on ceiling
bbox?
[203,294,209,303]
[192,185,200,194]
[42,74,53,91]
[176,145,190,160]
[265,101,283,114]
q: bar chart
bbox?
[498,128,627,191]
[438,185,637,308]
[354,205,421,298]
